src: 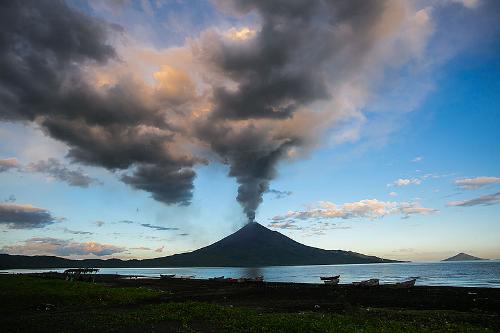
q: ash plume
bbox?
[193,0,389,221]
[0,0,443,222]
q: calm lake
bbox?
[3,260,500,288]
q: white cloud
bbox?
[267,220,303,230]
[0,158,20,172]
[454,176,500,190]
[389,178,422,187]
[412,156,423,162]
[389,192,398,197]
[1,237,126,257]
[272,199,437,222]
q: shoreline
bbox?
[25,272,500,314]
[2,273,499,332]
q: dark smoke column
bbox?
[195,0,390,222]
[231,143,292,222]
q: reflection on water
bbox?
[243,267,263,278]
[3,260,500,288]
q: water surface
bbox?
[3,260,500,288]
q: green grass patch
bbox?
[2,302,495,333]
[0,275,159,313]
[0,275,497,332]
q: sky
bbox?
[0,0,499,262]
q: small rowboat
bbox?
[238,276,264,283]
[320,275,340,281]
[391,278,416,288]
[160,274,175,279]
[323,278,339,285]
[352,278,379,286]
[209,276,225,281]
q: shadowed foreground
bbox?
[1,274,499,332]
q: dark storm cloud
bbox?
[0,203,59,229]
[140,223,180,231]
[448,192,500,207]
[205,0,386,120]
[266,188,292,199]
[0,0,198,205]
[122,164,196,206]
[0,0,118,121]
[28,158,101,187]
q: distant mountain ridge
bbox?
[442,252,485,261]
[0,222,399,269]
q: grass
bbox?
[0,275,496,332]
[0,274,158,313]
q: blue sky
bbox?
[0,0,499,261]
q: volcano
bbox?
[0,222,398,269]
[442,252,485,262]
[145,222,397,267]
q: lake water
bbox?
[3,260,500,288]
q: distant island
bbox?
[0,222,400,269]
[442,252,485,262]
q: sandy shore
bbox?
[30,272,500,314]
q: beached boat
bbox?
[320,275,340,281]
[209,276,225,281]
[390,278,416,288]
[160,274,175,280]
[352,278,379,286]
[323,278,340,285]
[64,268,99,282]
[238,276,264,283]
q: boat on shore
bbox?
[160,274,175,280]
[390,278,417,288]
[238,276,264,283]
[320,275,340,281]
[209,276,225,281]
[323,278,340,285]
[353,278,379,286]
[320,275,340,285]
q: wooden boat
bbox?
[160,274,175,280]
[64,268,99,281]
[320,275,340,281]
[208,276,225,281]
[352,278,379,286]
[390,278,416,288]
[238,276,264,283]
[323,278,339,285]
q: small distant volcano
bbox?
[442,252,485,262]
